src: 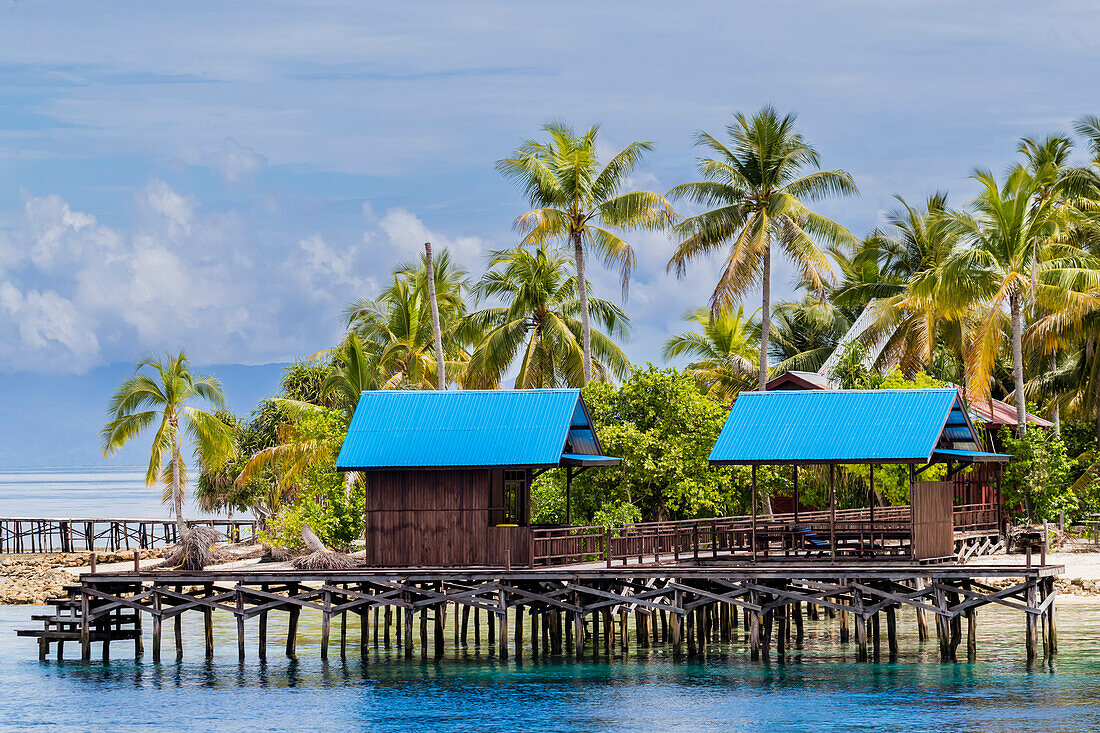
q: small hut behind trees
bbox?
[336,389,619,567]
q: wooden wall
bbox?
[361,469,531,567]
[911,480,954,560]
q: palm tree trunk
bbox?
[572,229,593,384]
[1010,294,1026,436]
[758,242,771,391]
[171,421,185,539]
[424,242,446,390]
[1050,355,1060,438]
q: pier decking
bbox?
[18,559,1061,664]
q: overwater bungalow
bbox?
[335,389,621,567]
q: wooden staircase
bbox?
[16,583,143,661]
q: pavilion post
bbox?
[565,468,572,526]
[793,467,799,524]
[829,465,836,560]
[751,466,758,563]
[869,465,875,524]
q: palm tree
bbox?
[497,121,673,383]
[852,193,968,377]
[101,352,234,538]
[343,250,472,389]
[322,333,383,416]
[667,106,858,390]
[945,166,1069,434]
[769,297,851,374]
[464,246,630,388]
[663,306,758,403]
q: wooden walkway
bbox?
[17,561,1061,664]
[0,517,258,553]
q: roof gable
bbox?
[336,389,609,470]
[708,388,981,464]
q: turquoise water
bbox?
[3,602,1100,732]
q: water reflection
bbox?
[3,603,1100,731]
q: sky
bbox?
[1,1,1098,384]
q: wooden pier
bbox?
[0,517,257,553]
[17,561,1061,664]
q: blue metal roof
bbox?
[709,388,982,464]
[337,389,613,469]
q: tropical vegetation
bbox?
[105,109,1100,548]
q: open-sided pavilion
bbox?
[709,388,1010,561]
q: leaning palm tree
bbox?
[667,106,858,390]
[497,121,673,383]
[464,246,630,388]
[945,165,1076,434]
[101,352,234,541]
[663,306,759,403]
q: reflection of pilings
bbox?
[17,566,1060,665]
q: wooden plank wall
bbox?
[362,469,531,566]
[911,480,954,559]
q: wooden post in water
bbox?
[419,606,428,658]
[237,586,247,661]
[286,595,300,658]
[151,592,162,663]
[461,605,470,647]
[749,590,761,660]
[1026,581,1039,662]
[670,588,683,659]
[498,591,509,660]
[361,607,370,659]
[403,608,414,660]
[175,614,183,659]
[852,587,867,662]
[1045,576,1058,655]
[434,601,446,658]
[886,605,898,658]
[573,610,583,659]
[203,605,214,660]
[914,578,930,641]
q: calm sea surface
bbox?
[2,602,1100,732]
[0,468,216,519]
[3,471,1100,731]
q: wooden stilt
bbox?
[853,587,867,662]
[933,585,951,660]
[259,610,268,660]
[885,605,898,658]
[435,602,446,657]
[461,605,470,647]
[514,603,523,660]
[286,604,299,658]
[602,609,613,656]
[573,610,583,659]
[340,610,348,659]
[203,606,214,660]
[686,607,696,658]
[914,578,930,641]
[1045,577,1058,655]
[174,614,183,659]
[361,607,370,658]
[839,608,848,643]
[671,589,683,659]
[474,608,481,649]
[237,588,247,661]
[404,608,414,659]
[489,607,496,646]
[531,608,538,657]
[1026,582,1039,662]
[384,605,392,647]
[776,605,786,657]
[749,591,761,660]
[152,593,162,663]
[871,610,880,660]
[498,594,509,660]
[419,607,428,658]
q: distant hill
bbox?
[0,363,287,469]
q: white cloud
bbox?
[295,233,372,297]
[206,138,267,185]
[138,179,196,235]
[23,194,102,271]
[377,207,488,268]
[0,281,100,372]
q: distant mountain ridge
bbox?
[0,363,287,469]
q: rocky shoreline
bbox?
[0,551,164,605]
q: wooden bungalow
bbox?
[708,388,1010,560]
[335,389,620,567]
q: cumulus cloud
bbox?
[0,281,99,372]
[205,138,267,185]
[0,185,499,374]
[377,207,488,268]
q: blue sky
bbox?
[1,1,1098,377]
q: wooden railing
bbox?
[0,517,258,553]
[533,505,919,566]
[953,504,1001,534]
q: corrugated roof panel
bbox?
[336,389,587,469]
[708,388,964,464]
